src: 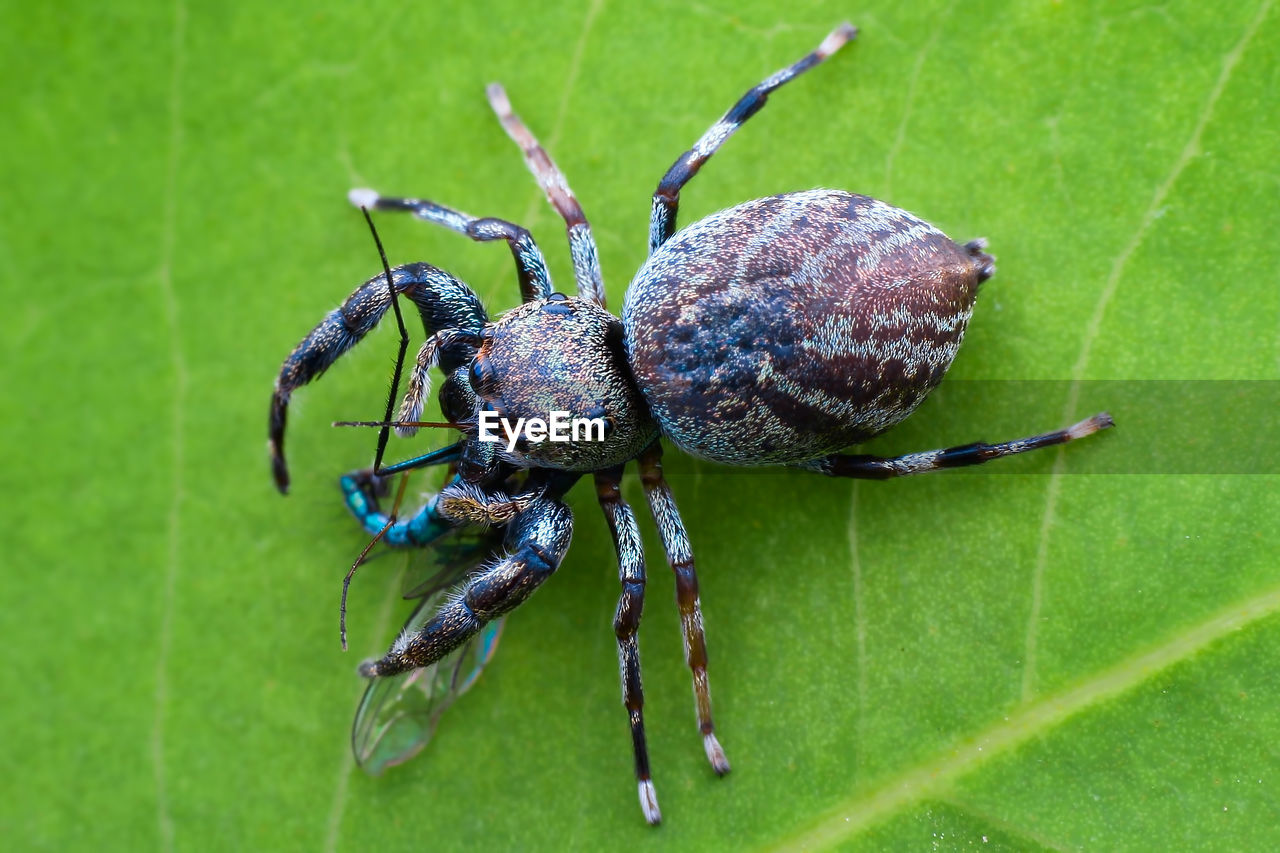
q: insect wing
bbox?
[353,526,508,775]
[352,593,505,774]
[400,523,503,600]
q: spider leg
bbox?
[348,190,553,303]
[360,495,574,676]
[486,84,607,308]
[396,328,483,437]
[595,466,661,825]
[648,22,857,254]
[797,413,1115,479]
[437,479,545,526]
[637,442,729,776]
[269,263,486,493]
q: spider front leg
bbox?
[637,442,729,776]
[595,466,661,825]
[648,22,857,254]
[798,413,1115,478]
[349,190,553,303]
[486,84,607,307]
[360,495,574,677]
[269,263,487,493]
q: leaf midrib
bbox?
[769,582,1280,850]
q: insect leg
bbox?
[349,190,553,303]
[595,466,661,825]
[799,413,1114,479]
[269,263,487,493]
[648,22,857,254]
[637,442,730,776]
[377,441,465,478]
[341,468,459,548]
[359,496,573,676]
[486,84,607,308]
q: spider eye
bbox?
[469,354,498,396]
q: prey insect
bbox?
[343,468,510,774]
[268,22,1112,824]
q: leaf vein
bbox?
[1021,0,1272,701]
[846,481,867,779]
[151,2,187,852]
[511,0,605,240]
[771,583,1280,850]
[323,560,410,853]
[934,794,1077,852]
[883,0,956,197]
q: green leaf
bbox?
[3,0,1277,850]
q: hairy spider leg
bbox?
[437,479,546,526]
[797,413,1115,478]
[637,442,730,776]
[486,83,607,308]
[270,262,487,493]
[397,329,484,438]
[359,495,574,676]
[648,21,858,255]
[348,190,553,303]
[595,467,661,825]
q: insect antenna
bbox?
[338,208,415,652]
[358,206,410,479]
[340,471,411,651]
[334,419,463,430]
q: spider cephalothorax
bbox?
[465,295,659,471]
[268,22,1111,825]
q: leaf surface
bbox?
[2,1,1277,850]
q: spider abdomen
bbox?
[622,189,994,465]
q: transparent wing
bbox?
[400,522,504,600]
[352,592,505,774]
[352,524,508,775]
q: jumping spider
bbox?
[268,22,1111,824]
